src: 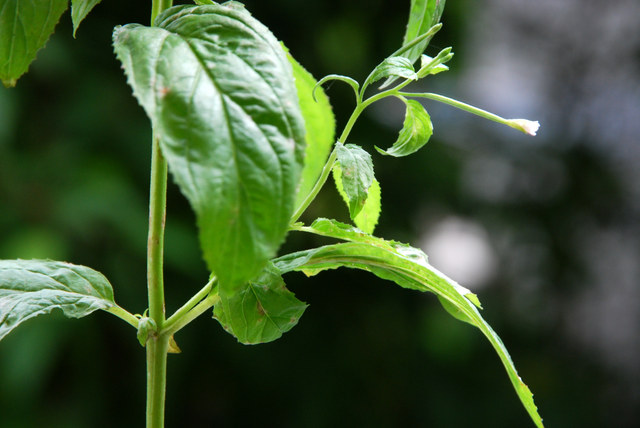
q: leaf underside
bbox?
[281,218,543,428]
[403,0,447,64]
[377,99,433,157]
[113,4,306,296]
[0,259,115,341]
[0,0,68,87]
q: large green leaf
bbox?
[0,0,68,87]
[213,263,307,344]
[403,0,446,64]
[113,4,306,296]
[280,218,543,428]
[287,51,336,210]
[376,99,433,157]
[71,0,102,37]
[0,260,116,341]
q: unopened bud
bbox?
[508,119,540,136]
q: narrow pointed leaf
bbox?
[213,264,307,344]
[403,0,446,63]
[334,168,380,234]
[376,99,433,157]
[274,225,543,427]
[287,51,336,210]
[71,0,102,37]
[0,0,68,87]
[333,143,374,219]
[0,260,116,341]
[113,4,306,296]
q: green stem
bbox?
[105,305,139,328]
[162,278,217,335]
[151,0,172,25]
[146,333,169,428]
[162,291,221,337]
[397,91,511,126]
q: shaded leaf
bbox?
[0,0,68,87]
[274,230,543,427]
[213,264,307,344]
[0,260,115,341]
[113,4,306,296]
[376,99,432,157]
[71,0,102,37]
[287,50,336,210]
[333,143,374,219]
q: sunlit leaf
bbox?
[403,0,446,63]
[286,50,336,210]
[376,99,432,157]
[363,56,417,91]
[333,143,375,219]
[0,260,116,341]
[274,223,543,427]
[213,264,307,344]
[71,0,102,37]
[113,4,306,296]
[0,0,68,87]
[334,168,380,234]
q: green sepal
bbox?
[0,259,116,341]
[376,99,433,157]
[213,264,308,344]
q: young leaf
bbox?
[376,99,433,157]
[113,4,306,297]
[0,0,68,87]
[403,0,447,64]
[213,264,307,344]
[0,260,116,341]
[362,56,417,92]
[286,51,336,210]
[333,143,375,219]
[334,168,381,234]
[71,0,102,37]
[274,226,543,428]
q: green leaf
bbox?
[332,143,375,220]
[286,51,336,210]
[334,168,381,234]
[71,0,102,37]
[0,0,68,87]
[213,264,307,344]
[403,0,446,64]
[416,46,453,78]
[0,260,116,341]
[274,228,543,428]
[376,99,433,157]
[314,74,360,103]
[113,4,306,296]
[363,56,417,92]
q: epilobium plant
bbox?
[0,0,544,426]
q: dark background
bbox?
[1,0,639,427]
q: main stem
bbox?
[146,134,169,428]
[146,3,172,428]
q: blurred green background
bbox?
[1,0,639,427]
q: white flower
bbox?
[508,119,540,136]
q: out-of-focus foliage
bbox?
[0,0,638,427]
